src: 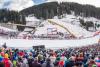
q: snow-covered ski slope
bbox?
[34,20,67,35]
[48,19,93,38]
[0,35,99,48]
[34,14,100,37]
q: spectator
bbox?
[0,56,4,67]
[32,58,41,67]
[0,43,99,67]
[42,58,54,67]
[95,56,100,67]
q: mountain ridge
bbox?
[20,2,100,20]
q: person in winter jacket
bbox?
[58,55,67,67]
[32,58,41,67]
[49,54,56,64]
[16,57,26,67]
[3,53,12,67]
[85,57,97,67]
[0,55,4,67]
[28,55,34,67]
[42,58,54,67]
[95,56,100,67]
[64,58,74,67]
[23,57,29,67]
[38,53,43,64]
[54,56,60,66]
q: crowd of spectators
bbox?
[0,43,99,67]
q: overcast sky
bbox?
[46,0,100,7]
[0,0,34,11]
[0,0,100,11]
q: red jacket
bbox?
[3,58,10,67]
[19,52,25,57]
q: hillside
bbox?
[33,14,100,38]
[20,2,100,19]
[0,2,100,31]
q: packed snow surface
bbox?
[0,35,99,48]
[0,26,17,32]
